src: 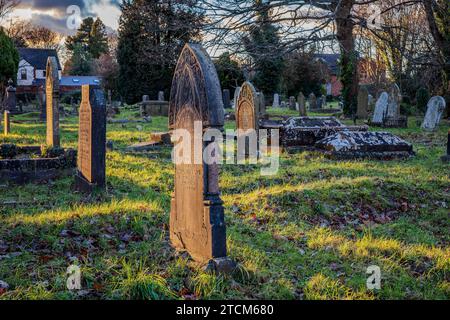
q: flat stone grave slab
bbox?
[279,117,368,147]
[315,131,414,159]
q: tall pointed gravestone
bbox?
[169,44,229,266]
[74,85,107,193]
[46,57,60,147]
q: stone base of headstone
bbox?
[204,257,238,275]
[170,194,227,263]
[74,171,104,194]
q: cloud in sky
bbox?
[9,0,122,35]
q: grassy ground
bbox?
[0,106,448,300]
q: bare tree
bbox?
[0,0,18,23]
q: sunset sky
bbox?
[5,0,122,34]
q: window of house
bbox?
[20,69,27,80]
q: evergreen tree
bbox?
[65,43,93,76]
[117,0,204,104]
[66,17,109,59]
[243,0,284,95]
[0,28,19,99]
[214,52,245,90]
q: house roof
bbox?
[60,76,102,87]
[314,54,340,75]
[18,48,62,70]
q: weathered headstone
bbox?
[309,93,317,110]
[74,85,106,193]
[257,92,266,116]
[272,93,280,108]
[3,111,10,135]
[222,89,231,109]
[143,95,150,102]
[421,96,446,131]
[3,79,18,114]
[387,84,401,119]
[236,81,258,137]
[372,92,389,124]
[298,92,307,116]
[169,44,228,265]
[357,87,369,119]
[321,95,327,109]
[38,85,46,120]
[233,87,241,109]
[46,57,60,147]
[442,130,450,162]
[158,91,165,102]
[289,96,296,110]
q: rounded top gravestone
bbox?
[372,92,389,124]
[168,43,227,263]
[236,81,258,132]
[169,44,224,130]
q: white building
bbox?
[17,48,62,94]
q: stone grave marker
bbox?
[298,92,307,116]
[357,87,369,119]
[258,92,266,116]
[289,96,296,110]
[236,81,259,157]
[272,93,280,108]
[233,87,241,109]
[38,85,46,120]
[421,96,446,131]
[387,83,401,119]
[309,93,317,110]
[372,92,389,124]
[74,85,106,193]
[222,89,231,109]
[3,111,10,135]
[3,79,18,114]
[158,91,165,101]
[46,57,60,147]
[442,130,450,162]
[168,44,229,266]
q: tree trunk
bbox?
[423,0,450,115]
[335,0,358,117]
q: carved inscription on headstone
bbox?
[168,44,227,263]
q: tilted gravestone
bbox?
[372,92,389,124]
[3,111,10,135]
[46,57,60,147]
[222,89,231,109]
[272,93,280,108]
[357,87,369,119]
[289,96,296,110]
[169,44,229,265]
[309,93,317,110]
[74,85,106,193]
[298,92,307,116]
[421,96,446,131]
